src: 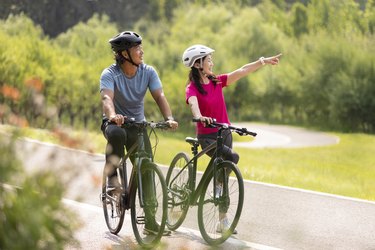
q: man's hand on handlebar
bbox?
[166,119,178,130]
[109,114,126,126]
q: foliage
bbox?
[0,137,79,249]
[0,1,374,133]
[0,14,117,130]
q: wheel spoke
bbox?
[131,163,167,247]
[198,162,244,245]
[166,152,191,231]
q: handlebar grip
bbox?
[192,118,217,123]
[235,127,257,137]
[249,131,257,137]
[241,128,257,137]
[192,118,218,128]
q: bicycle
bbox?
[101,118,170,248]
[166,119,257,245]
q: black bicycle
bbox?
[101,118,170,248]
[166,119,257,245]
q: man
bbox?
[100,31,178,235]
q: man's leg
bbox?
[103,124,126,190]
[136,129,170,235]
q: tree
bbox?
[291,3,308,37]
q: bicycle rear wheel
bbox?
[166,152,191,230]
[101,166,125,234]
[198,161,244,245]
[130,162,168,248]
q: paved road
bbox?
[10,125,375,249]
[232,122,340,148]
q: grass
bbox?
[2,124,374,201]
[236,133,375,201]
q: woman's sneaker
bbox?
[215,184,222,198]
[216,217,238,234]
[210,184,223,198]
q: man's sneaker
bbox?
[107,175,121,195]
[143,222,171,236]
[216,217,238,234]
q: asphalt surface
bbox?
[232,123,340,148]
[7,124,375,250]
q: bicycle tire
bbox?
[165,152,191,230]
[101,165,125,234]
[197,161,244,245]
[130,162,168,248]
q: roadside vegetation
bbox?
[0,134,80,249]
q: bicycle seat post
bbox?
[191,143,198,157]
[192,142,200,189]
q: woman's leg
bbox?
[222,130,239,164]
[198,131,239,233]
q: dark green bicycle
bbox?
[166,119,257,245]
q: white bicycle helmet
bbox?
[182,44,215,68]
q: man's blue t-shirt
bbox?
[100,63,162,122]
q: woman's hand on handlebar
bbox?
[198,116,213,127]
[109,114,126,126]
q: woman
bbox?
[183,44,281,233]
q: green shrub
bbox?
[0,137,79,249]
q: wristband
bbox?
[259,57,266,65]
[165,116,174,121]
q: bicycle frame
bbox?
[119,123,154,210]
[169,126,230,206]
[166,120,255,244]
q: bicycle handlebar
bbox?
[120,118,170,129]
[192,118,257,137]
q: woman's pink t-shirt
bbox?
[185,74,230,135]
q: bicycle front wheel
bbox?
[101,166,125,234]
[198,161,244,245]
[165,152,191,231]
[130,162,168,248]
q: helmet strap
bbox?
[197,58,205,74]
[198,58,215,79]
[124,49,140,67]
[199,68,211,80]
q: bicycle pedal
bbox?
[136,216,146,224]
[100,193,106,201]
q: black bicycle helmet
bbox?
[109,31,142,53]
